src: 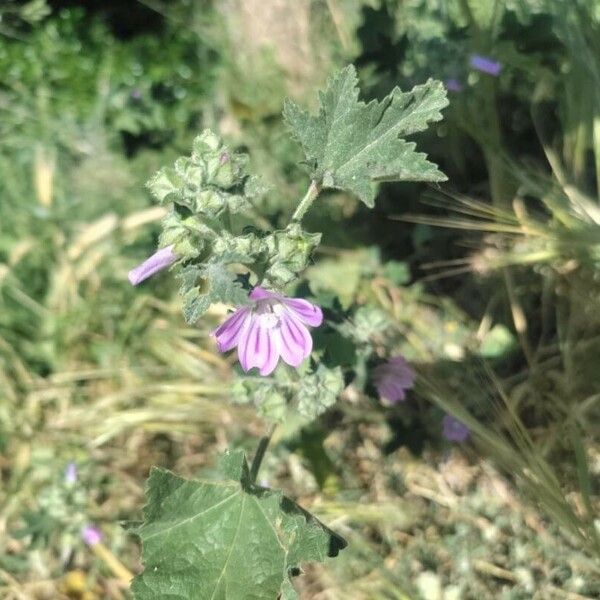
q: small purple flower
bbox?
[469,54,502,76]
[442,415,470,442]
[64,462,77,485]
[128,245,177,286]
[445,78,463,93]
[213,287,323,376]
[373,355,416,404]
[81,525,103,546]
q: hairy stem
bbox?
[291,180,321,222]
[249,422,277,483]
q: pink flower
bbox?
[213,287,323,376]
[442,414,470,442]
[373,355,415,403]
[128,245,177,286]
[81,525,103,546]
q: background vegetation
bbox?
[1,0,599,598]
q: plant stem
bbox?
[249,422,277,483]
[91,543,134,583]
[291,180,321,222]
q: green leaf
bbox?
[296,366,344,420]
[233,362,344,423]
[264,224,321,287]
[232,378,288,422]
[159,211,213,261]
[283,65,448,207]
[178,262,248,323]
[147,130,258,217]
[131,452,346,600]
[305,246,380,307]
[212,230,265,263]
[146,168,183,205]
[337,305,392,344]
[383,260,411,285]
[478,324,516,358]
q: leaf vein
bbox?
[143,488,239,541]
[208,492,247,600]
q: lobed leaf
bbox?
[283,65,448,207]
[233,362,344,423]
[296,365,345,420]
[131,452,346,600]
[178,262,249,323]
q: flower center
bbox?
[254,299,285,329]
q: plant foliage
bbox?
[131,451,346,600]
[283,65,448,207]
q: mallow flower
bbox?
[469,54,502,76]
[128,245,177,286]
[213,287,322,376]
[442,414,470,442]
[373,355,415,403]
[81,525,103,546]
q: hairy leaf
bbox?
[296,365,344,420]
[283,65,448,207]
[337,305,392,344]
[131,452,346,600]
[178,262,248,323]
[264,224,322,287]
[232,361,344,423]
[147,129,261,217]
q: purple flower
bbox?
[81,525,103,546]
[64,462,77,485]
[373,355,415,404]
[445,78,463,93]
[212,287,323,376]
[128,245,177,286]
[469,54,502,76]
[442,415,470,442]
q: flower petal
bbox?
[442,415,470,442]
[128,245,177,285]
[372,355,415,404]
[237,317,259,372]
[240,316,280,375]
[213,308,250,352]
[259,330,280,376]
[283,297,323,327]
[395,367,415,388]
[249,287,279,301]
[376,381,406,403]
[278,312,312,367]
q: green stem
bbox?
[249,422,277,483]
[291,180,321,222]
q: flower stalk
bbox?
[249,423,277,484]
[292,180,321,222]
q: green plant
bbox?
[128,64,448,598]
